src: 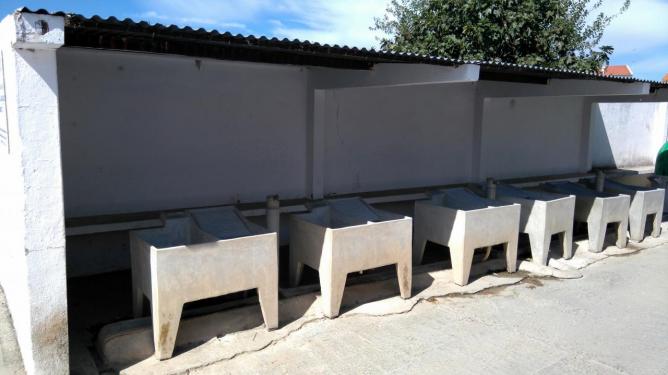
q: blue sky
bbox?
[1,0,666,81]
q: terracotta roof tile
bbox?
[604,65,633,76]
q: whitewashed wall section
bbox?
[58,47,660,219]
[0,52,7,153]
[479,96,588,180]
[317,82,477,196]
[590,102,668,168]
[58,48,310,217]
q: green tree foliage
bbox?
[373,0,629,72]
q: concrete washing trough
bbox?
[493,184,576,266]
[413,188,521,286]
[597,180,664,242]
[289,197,412,318]
[130,208,278,360]
[610,175,668,214]
[540,182,629,253]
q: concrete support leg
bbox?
[587,221,606,253]
[505,239,518,273]
[151,298,183,360]
[319,267,346,318]
[412,234,426,266]
[616,219,628,248]
[629,213,646,242]
[396,258,412,299]
[449,245,474,286]
[132,288,144,318]
[651,213,661,238]
[528,231,551,266]
[560,229,574,260]
[257,283,279,330]
[290,261,304,287]
[0,12,68,375]
[266,195,280,239]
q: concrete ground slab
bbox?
[192,226,668,375]
[100,222,668,374]
[103,259,519,373]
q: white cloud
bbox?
[594,0,668,79]
[616,53,668,80]
[630,55,668,71]
[598,0,668,54]
[136,0,666,78]
[268,0,389,47]
[138,0,389,47]
[141,0,271,23]
[139,10,248,31]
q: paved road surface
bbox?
[2,245,666,375]
[194,245,668,374]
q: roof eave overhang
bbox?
[14,7,668,90]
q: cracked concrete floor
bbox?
[191,244,668,375]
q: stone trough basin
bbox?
[597,179,664,242]
[493,184,576,266]
[288,197,412,318]
[413,188,521,286]
[130,207,278,360]
[540,182,629,253]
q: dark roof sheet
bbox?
[18,7,668,89]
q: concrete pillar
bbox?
[471,86,485,181]
[482,178,496,261]
[0,11,68,375]
[266,195,280,234]
[595,170,605,192]
[310,89,326,199]
[486,178,496,199]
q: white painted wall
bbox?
[480,96,587,180]
[0,12,68,375]
[320,82,477,195]
[57,48,655,218]
[58,48,310,218]
[590,102,668,168]
[54,47,662,279]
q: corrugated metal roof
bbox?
[17,7,668,89]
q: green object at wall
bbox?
[656,141,668,176]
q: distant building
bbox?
[663,73,668,82]
[603,65,633,76]
[603,65,633,77]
